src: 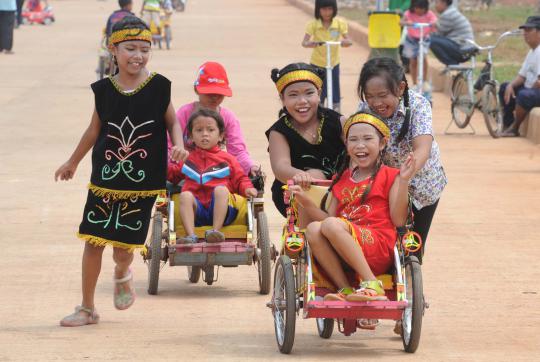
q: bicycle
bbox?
[447,29,521,138]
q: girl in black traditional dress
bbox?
[55,16,188,327]
[266,62,345,226]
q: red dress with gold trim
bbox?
[332,165,399,276]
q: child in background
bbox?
[105,0,134,38]
[169,108,258,244]
[289,112,416,329]
[302,0,352,112]
[401,0,437,88]
[141,0,162,32]
[170,61,259,176]
[55,16,187,327]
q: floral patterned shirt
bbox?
[358,89,447,209]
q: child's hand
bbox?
[292,171,313,190]
[245,188,258,198]
[55,160,77,181]
[170,146,189,162]
[399,152,417,181]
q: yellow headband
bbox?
[275,70,323,93]
[109,28,152,47]
[343,113,390,139]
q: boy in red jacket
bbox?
[168,108,257,243]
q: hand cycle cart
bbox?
[142,174,276,294]
[267,180,427,354]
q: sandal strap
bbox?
[338,287,355,296]
[114,271,133,284]
[359,280,385,296]
[75,305,94,314]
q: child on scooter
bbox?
[170,108,258,244]
[301,0,352,112]
[401,0,437,89]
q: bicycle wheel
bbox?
[147,213,163,295]
[187,266,201,283]
[316,318,334,339]
[451,73,474,128]
[481,82,502,138]
[272,255,296,354]
[165,26,172,50]
[401,256,424,353]
[256,211,271,295]
[97,57,105,80]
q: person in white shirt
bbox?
[499,16,540,137]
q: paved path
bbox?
[0,0,539,360]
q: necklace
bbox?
[351,167,371,182]
[293,120,318,141]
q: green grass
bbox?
[338,4,534,82]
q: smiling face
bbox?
[363,75,405,119]
[189,116,223,150]
[198,93,225,111]
[280,81,321,125]
[112,40,151,76]
[346,123,386,171]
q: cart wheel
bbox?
[401,256,423,353]
[203,266,214,285]
[272,255,296,354]
[43,17,52,26]
[316,318,334,339]
[187,266,201,283]
[97,57,105,80]
[451,72,474,128]
[165,26,172,50]
[256,211,271,295]
[147,213,163,295]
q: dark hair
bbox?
[439,0,453,6]
[111,15,149,34]
[271,62,326,118]
[270,62,325,91]
[118,0,132,8]
[187,108,225,142]
[315,0,337,19]
[357,57,411,143]
[411,0,429,11]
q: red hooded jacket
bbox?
[167,146,254,207]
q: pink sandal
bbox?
[114,269,136,310]
[60,306,100,327]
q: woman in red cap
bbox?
[169,61,260,177]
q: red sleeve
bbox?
[228,153,254,196]
[167,160,185,185]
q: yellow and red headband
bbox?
[343,113,390,139]
[275,70,323,93]
[109,28,152,47]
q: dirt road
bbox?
[0,0,539,360]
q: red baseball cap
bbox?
[194,61,232,97]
